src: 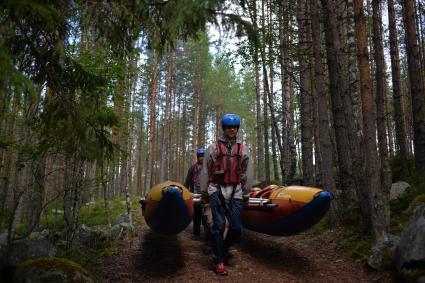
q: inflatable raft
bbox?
[139,181,194,235]
[242,185,332,236]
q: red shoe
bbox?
[223,252,234,265]
[214,263,228,276]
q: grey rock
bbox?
[390,181,411,200]
[110,222,134,240]
[406,199,425,216]
[113,213,130,226]
[13,257,95,283]
[7,239,57,266]
[29,230,50,241]
[76,224,111,246]
[397,204,425,281]
[0,231,8,247]
[367,234,400,270]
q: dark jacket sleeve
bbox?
[184,165,194,190]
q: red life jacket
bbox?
[209,141,243,185]
[191,163,201,183]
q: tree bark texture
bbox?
[355,0,388,239]
[402,0,425,177]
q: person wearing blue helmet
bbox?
[199,113,253,276]
[184,147,210,237]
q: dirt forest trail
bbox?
[102,221,392,283]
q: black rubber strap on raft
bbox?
[217,184,237,216]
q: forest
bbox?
[1,0,425,282]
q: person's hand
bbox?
[201,194,209,204]
[243,196,250,206]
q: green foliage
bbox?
[140,0,226,51]
[78,198,125,227]
[390,155,416,182]
[38,212,66,231]
[349,238,373,262]
[0,139,14,150]
[336,222,373,263]
[38,196,140,231]
[412,194,425,204]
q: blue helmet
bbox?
[196,148,205,157]
[221,114,240,129]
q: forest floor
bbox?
[102,220,394,283]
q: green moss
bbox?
[390,155,415,183]
[412,194,425,204]
[38,196,140,231]
[19,257,96,281]
[56,248,102,278]
[349,239,373,262]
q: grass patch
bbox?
[38,196,142,231]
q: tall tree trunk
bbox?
[345,0,368,213]
[372,0,391,229]
[298,0,314,186]
[170,67,179,182]
[279,2,288,183]
[354,0,387,239]
[386,93,395,158]
[160,50,174,182]
[402,0,425,176]
[181,96,188,182]
[192,53,201,161]
[0,90,11,172]
[22,155,46,238]
[167,70,175,181]
[63,157,84,248]
[119,88,129,196]
[100,154,111,226]
[419,0,425,72]
[415,0,425,73]
[0,92,20,214]
[146,52,160,190]
[261,0,271,182]
[310,0,338,217]
[269,1,280,182]
[249,0,265,181]
[321,0,357,198]
[387,0,409,178]
[255,60,264,181]
[347,0,362,127]
[288,59,297,180]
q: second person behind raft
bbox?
[199,113,253,276]
[184,147,211,239]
